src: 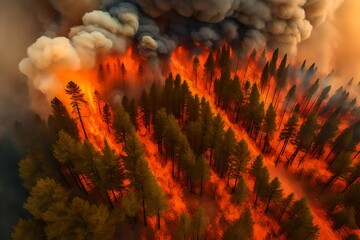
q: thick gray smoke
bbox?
[17,0,359,114]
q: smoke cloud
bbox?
[12,0,360,116]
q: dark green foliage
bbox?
[262,104,276,153]
[223,208,254,240]
[112,105,133,144]
[23,178,69,220]
[18,155,49,191]
[12,219,44,240]
[214,128,236,178]
[204,51,216,90]
[278,193,294,222]
[332,207,356,229]
[193,56,200,86]
[285,113,318,168]
[194,155,210,196]
[164,114,183,177]
[264,177,283,213]
[312,114,340,157]
[176,212,191,240]
[154,108,167,153]
[229,139,251,191]
[191,207,209,240]
[314,85,331,111]
[269,48,279,76]
[253,166,269,206]
[48,97,79,140]
[260,62,269,91]
[343,162,360,193]
[102,103,112,133]
[43,197,117,240]
[140,89,151,129]
[281,198,319,240]
[326,152,352,189]
[231,176,248,206]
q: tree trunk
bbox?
[157,209,161,229]
[76,103,88,139]
[285,145,301,170]
[142,197,147,226]
[106,191,114,209]
[265,194,273,213]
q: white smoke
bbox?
[19,8,139,105]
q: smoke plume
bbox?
[6,0,360,117]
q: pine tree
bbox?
[148,180,168,229]
[18,155,48,191]
[53,131,86,193]
[176,212,191,240]
[275,113,299,166]
[65,81,88,139]
[281,198,319,240]
[278,193,294,222]
[123,131,154,226]
[12,219,45,240]
[229,139,251,192]
[43,197,116,240]
[23,178,69,220]
[301,79,320,116]
[232,76,244,123]
[149,82,161,123]
[285,113,318,169]
[164,115,182,177]
[192,56,200,87]
[314,85,331,112]
[325,127,354,163]
[129,98,138,128]
[122,191,140,222]
[187,94,201,123]
[223,207,254,240]
[191,207,209,240]
[264,177,283,213]
[99,141,126,204]
[102,103,112,133]
[203,51,215,91]
[140,89,151,129]
[112,105,133,144]
[260,62,270,92]
[214,128,236,178]
[93,89,102,115]
[269,48,279,76]
[312,114,340,158]
[332,207,356,229]
[154,108,167,153]
[253,166,270,206]
[48,97,79,140]
[262,104,276,153]
[231,176,248,206]
[208,114,224,165]
[342,162,360,193]
[278,84,296,128]
[194,155,210,196]
[325,152,352,190]
[162,73,174,114]
[250,154,264,192]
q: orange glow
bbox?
[47,44,356,239]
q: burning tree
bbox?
[65,81,89,139]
